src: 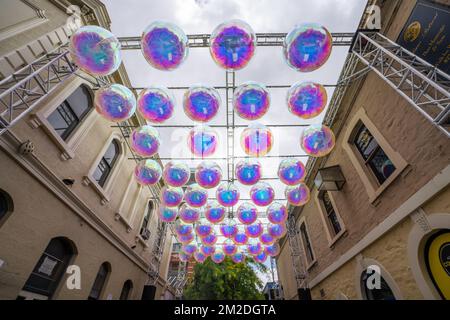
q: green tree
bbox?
[183,256,267,300]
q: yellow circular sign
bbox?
[404,21,421,42]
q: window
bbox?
[46,85,92,141]
[20,237,76,299]
[88,262,111,300]
[119,280,133,300]
[300,223,314,264]
[320,191,342,236]
[92,140,120,187]
[361,269,396,300]
[353,124,396,185]
[140,201,153,240]
[0,189,13,226]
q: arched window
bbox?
[360,268,396,300]
[140,201,153,240]
[47,85,93,141]
[92,140,120,187]
[88,262,111,300]
[0,189,14,227]
[119,280,133,300]
[20,237,76,299]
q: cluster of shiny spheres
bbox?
[172,202,287,264]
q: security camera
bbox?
[63,178,75,186]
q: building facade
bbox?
[0,0,173,300]
[277,0,450,300]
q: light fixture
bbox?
[314,165,346,191]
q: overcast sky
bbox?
[102,0,367,285]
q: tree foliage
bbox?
[184,257,267,300]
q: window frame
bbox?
[88,262,111,300]
[298,217,317,269]
[343,109,408,203]
[92,139,120,188]
[46,85,93,141]
[139,201,154,241]
[83,132,125,204]
[30,77,98,160]
[0,189,14,228]
[315,190,346,247]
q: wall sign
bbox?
[397,0,450,74]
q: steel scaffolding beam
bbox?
[351,32,450,136]
[286,214,307,289]
[118,32,355,50]
[0,48,76,135]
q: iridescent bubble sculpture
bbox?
[265,243,281,257]
[94,84,136,122]
[188,126,219,157]
[283,23,333,72]
[182,244,197,255]
[137,87,175,123]
[233,231,248,245]
[267,202,288,225]
[260,232,275,245]
[268,223,287,239]
[220,220,238,238]
[179,252,190,262]
[200,245,215,256]
[195,161,222,189]
[69,26,121,76]
[175,220,193,237]
[194,251,207,263]
[300,124,335,157]
[141,21,188,71]
[223,240,237,256]
[236,202,258,225]
[134,159,162,186]
[201,233,218,246]
[231,252,246,263]
[285,183,310,206]
[184,184,208,208]
[287,82,327,119]
[183,85,221,122]
[179,203,201,223]
[160,186,184,207]
[254,250,268,263]
[158,206,178,223]
[247,239,263,255]
[204,201,226,224]
[235,159,262,186]
[245,221,264,238]
[130,125,160,157]
[163,162,190,187]
[178,232,194,244]
[195,219,213,238]
[250,182,275,207]
[211,249,225,263]
[241,123,273,157]
[210,20,256,70]
[234,82,270,120]
[278,158,306,186]
[216,183,240,207]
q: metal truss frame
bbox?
[350,32,450,136]
[117,32,354,50]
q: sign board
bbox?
[397,0,450,74]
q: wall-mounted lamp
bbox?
[314,165,346,191]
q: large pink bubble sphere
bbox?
[283,23,333,72]
[141,21,188,71]
[69,26,121,76]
